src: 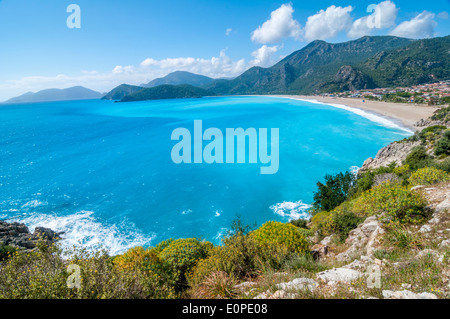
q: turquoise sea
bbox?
[0,96,411,254]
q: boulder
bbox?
[316,268,362,284]
[276,278,318,292]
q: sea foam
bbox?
[15,210,155,256]
[270,200,311,221]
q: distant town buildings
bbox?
[319,80,450,105]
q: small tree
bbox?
[313,171,355,212]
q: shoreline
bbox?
[274,95,440,132]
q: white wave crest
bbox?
[270,200,311,221]
[287,97,414,134]
[15,210,155,256]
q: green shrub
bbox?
[297,227,313,239]
[404,146,433,170]
[159,238,210,291]
[351,171,375,196]
[187,250,224,287]
[250,221,309,255]
[433,157,450,173]
[329,210,364,243]
[352,181,428,224]
[290,219,308,229]
[408,167,449,186]
[431,106,450,122]
[0,244,175,299]
[113,246,156,271]
[419,125,447,142]
[310,211,332,236]
[393,164,410,176]
[434,130,450,156]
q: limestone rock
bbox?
[276,278,318,292]
[360,141,419,171]
[335,216,384,261]
[316,268,362,284]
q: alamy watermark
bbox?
[171,120,279,174]
[366,4,382,29]
[66,264,81,289]
[66,4,81,29]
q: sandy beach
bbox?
[275,95,440,132]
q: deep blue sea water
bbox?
[0,96,411,254]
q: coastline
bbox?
[273,95,440,132]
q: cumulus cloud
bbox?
[390,11,437,39]
[250,45,280,67]
[251,3,301,43]
[348,1,399,38]
[304,5,353,41]
[139,50,247,78]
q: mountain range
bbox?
[4,86,102,104]
[206,35,450,95]
[5,35,449,103]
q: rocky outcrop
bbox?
[0,221,61,251]
[360,140,420,171]
[335,216,385,261]
[415,117,449,128]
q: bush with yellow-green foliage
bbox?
[113,246,157,271]
[0,243,175,299]
[393,164,410,176]
[352,181,428,224]
[408,167,449,186]
[249,221,309,255]
[157,238,211,291]
[310,211,333,236]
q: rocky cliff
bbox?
[0,221,61,251]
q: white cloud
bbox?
[251,3,301,44]
[348,1,399,38]
[0,51,250,101]
[437,11,449,20]
[226,28,233,36]
[390,11,437,39]
[304,5,354,41]
[250,45,280,67]
[139,50,247,78]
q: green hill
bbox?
[119,84,215,102]
[101,84,145,101]
[143,71,214,88]
[361,35,450,88]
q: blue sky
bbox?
[0,0,449,100]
